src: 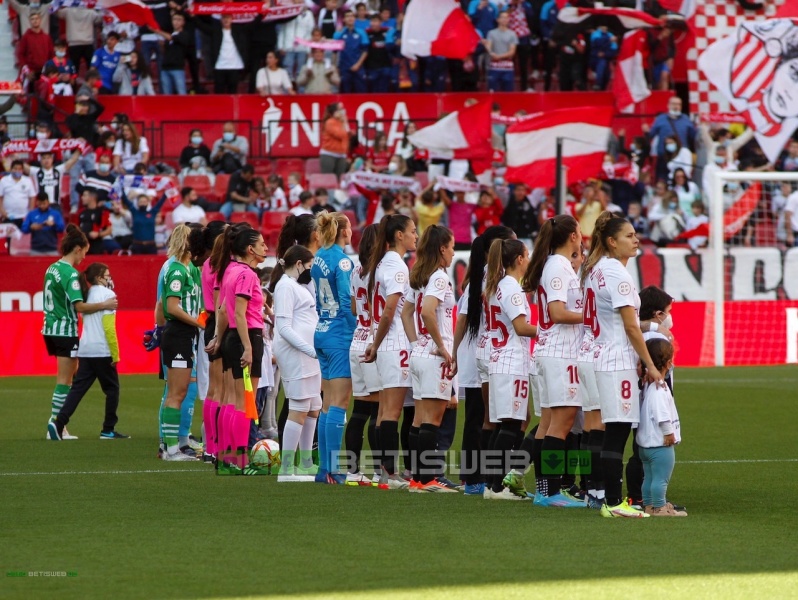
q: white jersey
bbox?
[77,285,116,357]
[535,254,582,359]
[350,264,372,353]
[636,382,681,448]
[372,250,410,352]
[586,256,640,372]
[456,291,480,388]
[273,276,320,381]
[487,276,531,375]
[471,272,492,362]
[576,326,596,363]
[410,268,455,359]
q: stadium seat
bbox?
[214,174,231,200]
[205,211,225,222]
[230,212,259,228]
[275,158,306,175]
[264,229,281,255]
[248,158,273,175]
[350,227,361,252]
[262,210,291,233]
[8,233,31,256]
[182,175,213,198]
[305,157,321,175]
[343,210,358,227]
[308,173,339,191]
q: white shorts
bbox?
[578,360,601,411]
[596,369,640,424]
[410,355,452,401]
[376,349,412,389]
[537,356,582,409]
[530,373,541,417]
[476,356,490,385]
[488,372,529,423]
[350,348,381,397]
[283,371,322,401]
[288,394,323,412]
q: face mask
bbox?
[191,136,203,145]
[661,314,673,330]
[630,144,639,153]
[223,132,235,142]
[98,163,111,173]
[104,276,114,290]
[36,132,48,141]
[297,266,312,285]
[55,50,66,58]
[665,143,677,153]
[714,155,725,165]
[388,162,399,173]
[668,201,677,211]
[30,2,40,8]
[669,109,681,118]
[11,172,21,179]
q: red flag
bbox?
[505,107,613,189]
[100,0,159,30]
[408,101,492,169]
[613,30,651,113]
[724,182,760,240]
[401,0,481,60]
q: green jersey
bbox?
[163,261,201,321]
[42,260,83,337]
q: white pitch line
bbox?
[680,458,798,465]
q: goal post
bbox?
[710,170,798,367]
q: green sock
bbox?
[162,407,181,452]
[51,384,70,421]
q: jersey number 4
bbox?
[583,288,600,337]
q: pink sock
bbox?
[221,404,236,464]
[233,410,251,469]
[205,399,217,455]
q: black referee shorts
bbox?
[221,328,264,380]
[43,335,79,358]
[203,313,222,362]
[161,320,197,370]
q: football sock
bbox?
[214,405,224,458]
[479,428,493,483]
[345,400,370,473]
[401,405,414,471]
[493,422,520,492]
[282,420,302,472]
[579,432,589,490]
[162,407,181,454]
[317,411,329,473]
[380,420,399,475]
[158,384,168,443]
[205,399,218,455]
[626,438,643,500]
[373,426,381,473]
[326,406,347,474]
[233,410,250,469]
[588,428,605,497]
[516,432,535,474]
[299,416,317,468]
[408,425,420,480]
[560,432,578,490]
[179,380,197,440]
[51,384,70,421]
[601,422,632,506]
[277,397,289,445]
[202,399,212,454]
[417,423,439,485]
[541,436,566,496]
[221,404,236,464]
[533,437,546,495]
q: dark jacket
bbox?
[194,16,254,70]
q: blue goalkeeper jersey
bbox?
[311,244,356,349]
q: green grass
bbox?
[2,367,798,599]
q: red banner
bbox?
[2,138,89,157]
[190,2,304,20]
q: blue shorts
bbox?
[317,346,351,380]
[653,61,670,83]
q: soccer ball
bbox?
[250,439,280,471]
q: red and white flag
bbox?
[557,5,661,31]
[613,30,651,113]
[99,0,159,29]
[401,0,481,60]
[646,0,696,21]
[505,107,613,189]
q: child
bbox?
[684,199,709,250]
[627,201,649,239]
[267,174,288,211]
[636,338,686,516]
[257,268,280,440]
[290,191,315,216]
[287,171,304,208]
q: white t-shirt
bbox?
[487,276,530,375]
[587,256,640,372]
[290,205,313,216]
[114,137,150,171]
[216,28,245,70]
[785,191,798,232]
[535,254,582,360]
[373,250,410,352]
[273,276,320,381]
[78,285,116,357]
[172,203,207,225]
[410,268,455,358]
[0,174,36,219]
[456,290,480,388]
[288,184,304,207]
[255,67,293,94]
[684,213,708,250]
[636,382,681,448]
[350,265,372,353]
[271,187,289,211]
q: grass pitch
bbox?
[2,366,797,599]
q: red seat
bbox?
[230,212,259,228]
[182,175,214,198]
[350,227,361,253]
[263,229,281,255]
[261,210,291,233]
[214,174,231,200]
[308,173,339,191]
[275,158,306,174]
[305,157,321,175]
[343,210,358,227]
[205,211,225,222]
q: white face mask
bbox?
[669,109,681,118]
[387,162,399,173]
[661,314,673,330]
[36,132,48,141]
[665,142,677,153]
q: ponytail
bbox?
[316,210,349,248]
[485,238,526,299]
[581,211,629,287]
[60,223,88,256]
[80,262,108,301]
[269,213,318,292]
[464,225,514,340]
[409,224,453,291]
[357,223,378,268]
[524,214,579,293]
[213,223,260,283]
[366,213,411,300]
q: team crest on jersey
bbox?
[71,280,80,291]
[402,369,409,380]
[490,350,500,363]
[618,282,632,296]
[622,402,631,415]
[439,380,448,393]
[568,387,578,399]
[511,293,523,306]
[513,400,521,412]
[550,277,562,291]
[339,258,352,272]
[170,280,182,292]
[395,272,407,284]
[434,277,446,290]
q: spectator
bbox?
[247,7,280,95]
[113,50,155,96]
[28,149,81,207]
[172,187,208,225]
[505,0,535,92]
[91,32,122,94]
[539,0,558,91]
[663,135,694,181]
[250,176,271,214]
[34,65,60,125]
[76,154,117,206]
[0,116,10,146]
[287,172,304,207]
[773,181,793,246]
[57,4,103,72]
[140,0,173,81]
[473,188,504,235]
[320,102,350,179]
[79,189,114,254]
[297,48,341,94]
[388,155,411,176]
[785,185,798,247]
[364,15,395,93]
[107,199,133,250]
[103,17,139,57]
[627,201,649,239]
[10,0,53,35]
[211,122,249,174]
[589,25,617,91]
[179,129,212,170]
[334,10,368,93]
[256,51,295,95]
[113,122,150,174]
[156,12,192,95]
[180,156,216,188]
[671,167,700,213]
[45,39,78,90]
[354,2,370,30]
[777,139,798,172]
[21,192,65,255]
[195,14,249,94]
[17,12,55,76]
[485,12,518,92]
[684,199,708,250]
[698,122,753,169]
[644,177,669,212]
[277,0,316,82]
[557,27,586,91]
[501,182,538,244]
[290,191,315,216]
[311,187,332,214]
[266,174,288,210]
[394,121,427,173]
[0,160,37,228]
[468,0,498,38]
[648,190,685,246]
[414,180,448,234]
[76,69,102,100]
[317,0,343,38]
[119,188,168,254]
[645,96,696,182]
[367,131,391,172]
[219,165,258,219]
[649,26,675,91]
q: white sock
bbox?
[283,420,302,455]
[167,444,180,455]
[299,416,317,468]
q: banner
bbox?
[115,175,181,203]
[700,112,749,124]
[0,223,21,240]
[0,81,23,93]
[435,175,481,193]
[344,170,421,193]
[295,37,345,51]
[2,138,89,157]
[190,2,304,20]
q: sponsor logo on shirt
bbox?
[618,282,632,295]
[550,277,562,290]
[339,258,352,272]
[170,280,182,292]
[395,271,407,284]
